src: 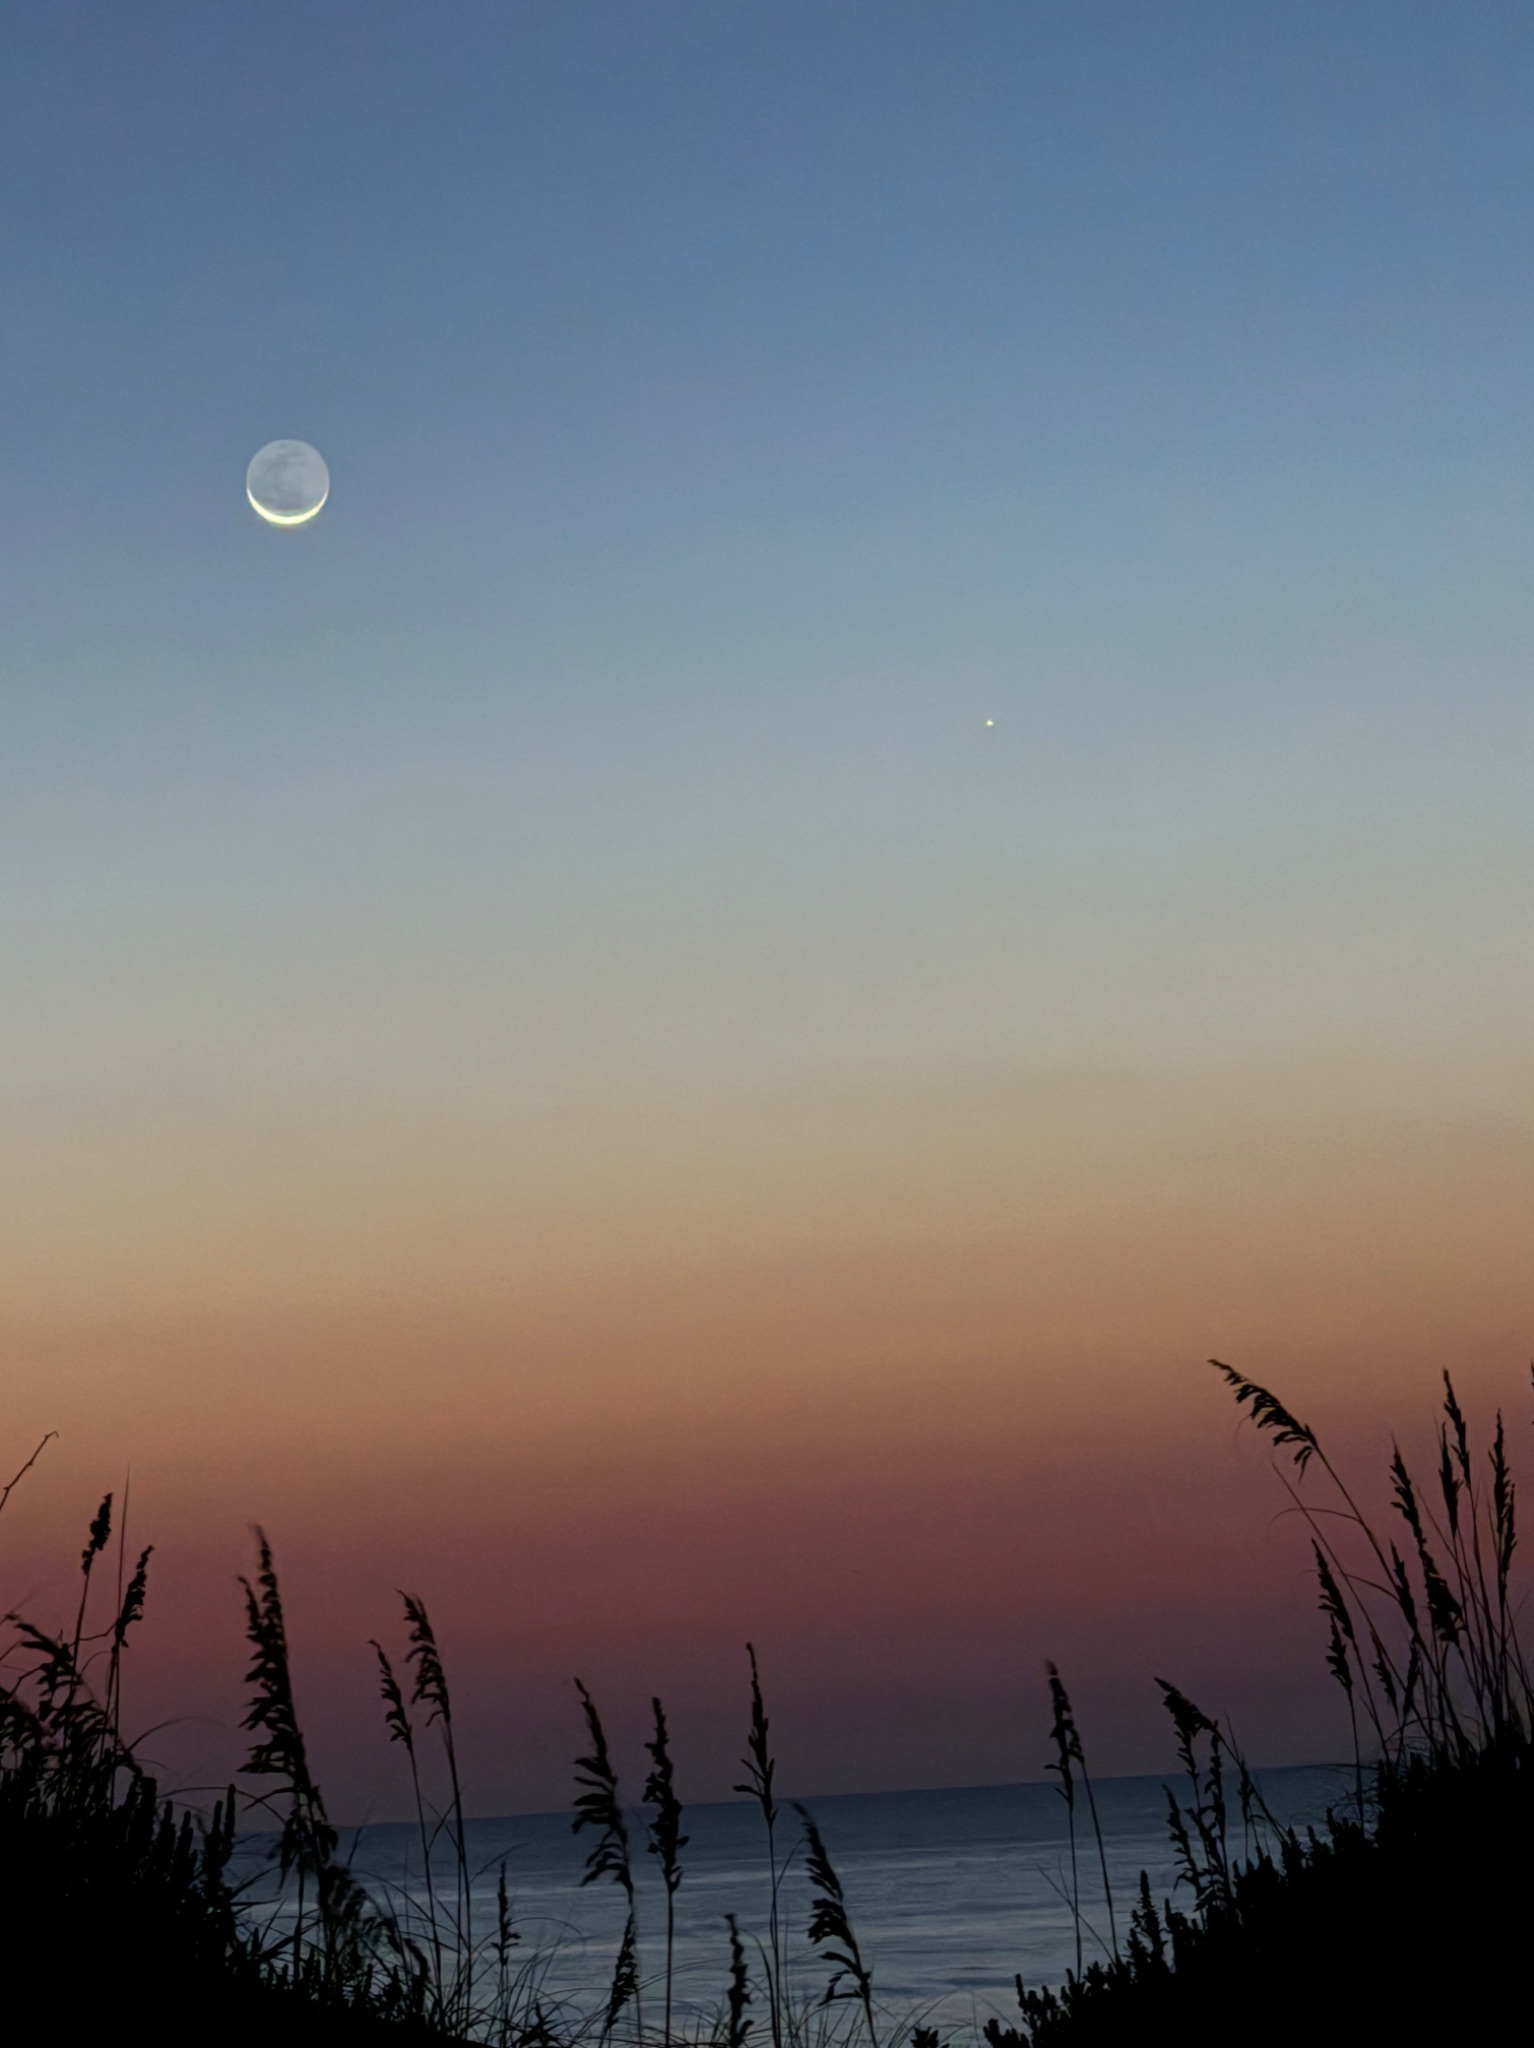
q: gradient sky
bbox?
[2,2,1533,1817]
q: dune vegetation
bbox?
[0,1363,1528,2046]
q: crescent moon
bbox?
[246,483,329,527]
[245,439,331,527]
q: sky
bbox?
[1,1,1532,1818]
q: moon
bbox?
[246,440,330,527]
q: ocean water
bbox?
[239,1767,1346,2030]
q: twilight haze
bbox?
[2,4,1532,1818]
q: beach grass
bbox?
[986,1363,1533,2045]
[1,1362,1529,2046]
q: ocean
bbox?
[239,1767,1346,2029]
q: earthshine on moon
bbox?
[246,439,330,526]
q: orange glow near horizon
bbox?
[3,1049,1529,1818]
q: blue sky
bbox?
[7,1,1534,775]
[5,3,1532,1092]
